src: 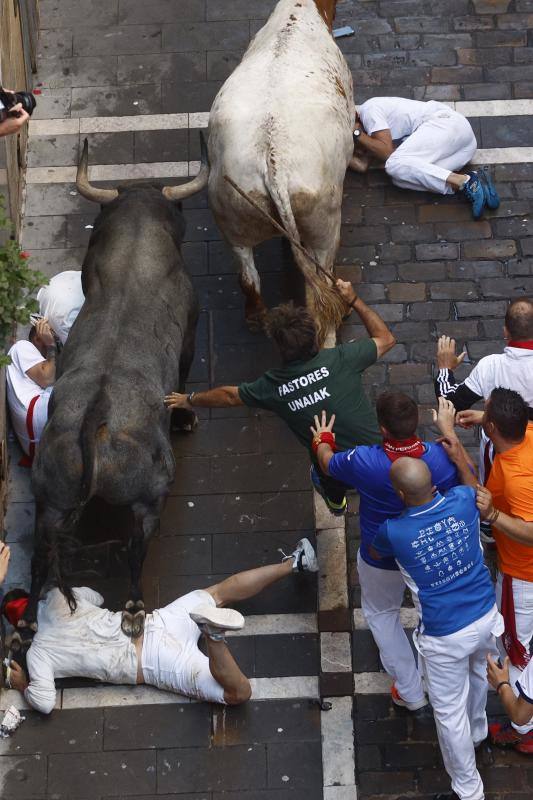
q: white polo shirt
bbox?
[6,340,47,454]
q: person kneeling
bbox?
[2,539,317,712]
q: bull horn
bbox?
[162,131,209,201]
[76,138,119,205]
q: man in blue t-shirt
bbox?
[312,393,459,711]
[373,457,501,800]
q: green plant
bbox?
[0,195,47,366]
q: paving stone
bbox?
[38,27,74,57]
[119,0,206,25]
[143,534,212,576]
[40,0,118,27]
[48,750,157,796]
[0,709,103,755]
[212,531,315,573]
[133,128,189,162]
[429,281,478,300]
[255,634,319,677]
[82,132,135,164]
[25,184,94,216]
[158,744,267,793]
[117,52,206,84]
[32,87,73,119]
[462,239,517,259]
[0,754,48,797]
[22,215,68,249]
[213,792,321,800]
[74,25,162,57]
[37,55,118,88]
[103,704,210,750]
[27,133,79,167]
[212,699,320,746]
[463,82,512,100]
[70,84,163,117]
[267,741,322,789]
[162,21,250,52]
[480,115,533,148]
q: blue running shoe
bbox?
[480,166,500,210]
[310,465,347,516]
[461,172,486,219]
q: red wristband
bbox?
[312,431,336,455]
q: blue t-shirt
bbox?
[329,442,459,570]
[372,486,496,636]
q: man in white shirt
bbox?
[351,96,499,219]
[37,270,84,345]
[6,319,57,460]
[2,538,318,712]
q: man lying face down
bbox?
[1,539,318,712]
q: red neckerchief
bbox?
[382,436,425,462]
[3,597,29,627]
[508,340,533,350]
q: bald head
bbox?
[505,299,533,341]
[390,458,434,506]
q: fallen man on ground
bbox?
[1,538,317,713]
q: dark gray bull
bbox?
[20,139,208,641]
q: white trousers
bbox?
[385,109,477,195]
[357,551,425,706]
[416,605,503,800]
[495,572,533,734]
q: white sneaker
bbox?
[190,605,244,640]
[283,538,318,573]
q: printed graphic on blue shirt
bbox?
[373,486,495,636]
[329,442,458,571]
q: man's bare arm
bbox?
[336,279,396,358]
[355,128,395,162]
[165,386,243,410]
[476,486,533,545]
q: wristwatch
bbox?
[353,128,362,140]
[187,391,196,406]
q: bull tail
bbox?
[265,156,345,344]
[79,384,110,503]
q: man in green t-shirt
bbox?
[165,279,396,515]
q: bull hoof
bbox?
[122,601,145,639]
[171,408,198,433]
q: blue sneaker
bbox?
[480,166,500,210]
[461,172,486,219]
[310,465,347,516]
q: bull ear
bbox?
[163,131,209,201]
[76,138,119,205]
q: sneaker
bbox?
[190,605,244,641]
[514,728,533,755]
[433,793,460,800]
[310,465,347,516]
[489,720,522,747]
[461,172,486,219]
[480,166,500,210]
[391,682,428,712]
[281,537,319,573]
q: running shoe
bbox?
[190,605,244,641]
[281,537,319,573]
[480,166,500,210]
[488,720,522,747]
[461,172,486,219]
[391,682,428,712]
[310,465,347,516]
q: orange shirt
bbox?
[487,423,533,581]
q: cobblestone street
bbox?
[1,0,533,798]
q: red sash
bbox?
[501,573,531,669]
[382,436,425,462]
[508,340,533,350]
[18,394,40,468]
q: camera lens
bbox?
[14,91,37,116]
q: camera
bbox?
[0,86,36,123]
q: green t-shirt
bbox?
[238,339,381,458]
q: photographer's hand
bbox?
[0,101,30,135]
[0,103,30,137]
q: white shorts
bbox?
[141,589,226,703]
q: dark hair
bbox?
[376,392,419,439]
[486,387,529,441]
[264,302,318,364]
[0,588,29,618]
[28,326,37,343]
[505,299,533,341]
